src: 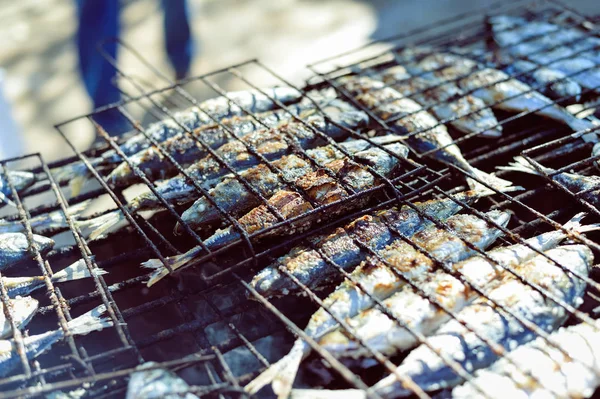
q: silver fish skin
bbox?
[250,189,502,299]
[452,319,600,399]
[338,76,513,192]
[144,142,409,286]
[126,361,199,399]
[50,87,302,196]
[499,156,600,208]
[80,135,401,241]
[0,296,38,339]
[0,304,112,377]
[245,210,510,399]
[4,258,107,298]
[411,52,594,134]
[106,97,338,187]
[0,200,91,234]
[0,170,36,207]
[318,212,597,361]
[0,233,54,271]
[379,65,503,138]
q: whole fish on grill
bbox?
[0,233,54,270]
[251,188,515,299]
[3,257,106,297]
[143,142,409,286]
[51,87,302,195]
[452,319,600,399]
[0,200,91,234]
[499,156,600,208]
[378,64,503,138]
[0,170,36,207]
[126,361,199,399]
[106,96,332,187]
[0,304,112,377]
[338,76,514,192]
[78,112,372,241]
[245,211,510,399]
[0,296,38,338]
[306,245,591,398]
[408,52,595,136]
[318,213,598,361]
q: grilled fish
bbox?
[499,156,600,208]
[0,296,38,338]
[0,233,54,270]
[143,141,408,285]
[0,170,36,207]
[126,361,199,399]
[245,210,510,399]
[379,65,503,138]
[338,76,513,192]
[0,304,112,377]
[106,97,330,187]
[0,200,91,234]
[51,87,302,195]
[250,188,510,299]
[3,257,106,297]
[409,52,594,135]
[318,212,597,360]
[452,319,600,399]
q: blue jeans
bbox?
[76,0,193,135]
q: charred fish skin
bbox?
[318,212,597,360]
[338,75,513,192]
[371,245,591,398]
[0,233,54,271]
[0,305,112,377]
[250,189,496,299]
[126,361,199,399]
[452,320,600,399]
[379,64,503,138]
[0,297,38,339]
[245,211,510,398]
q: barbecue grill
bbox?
[1,0,600,397]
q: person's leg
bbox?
[75,0,127,135]
[162,0,193,80]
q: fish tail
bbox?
[563,212,600,235]
[466,167,522,194]
[141,245,204,286]
[51,256,107,283]
[246,339,305,398]
[50,160,98,197]
[76,210,126,241]
[65,199,93,218]
[66,304,113,336]
[497,156,554,177]
[290,389,366,399]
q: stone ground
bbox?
[0,0,597,162]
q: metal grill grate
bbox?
[0,0,599,398]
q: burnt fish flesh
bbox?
[338,76,514,192]
[126,361,199,399]
[245,211,510,399]
[0,296,38,339]
[143,141,409,286]
[294,245,591,398]
[0,233,54,271]
[106,96,325,187]
[51,87,302,196]
[0,304,112,377]
[452,319,600,399]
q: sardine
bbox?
[338,76,514,192]
[410,52,594,135]
[0,170,36,207]
[318,213,598,361]
[143,142,409,285]
[0,296,38,338]
[499,156,600,208]
[3,257,107,297]
[452,320,600,399]
[0,233,54,271]
[245,210,510,398]
[106,97,328,187]
[250,188,509,299]
[51,87,302,195]
[126,361,199,399]
[379,65,503,138]
[0,304,112,377]
[81,135,402,241]
[0,200,91,234]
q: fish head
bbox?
[11,296,39,327]
[485,209,511,229]
[32,234,55,254]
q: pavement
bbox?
[0,0,597,162]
